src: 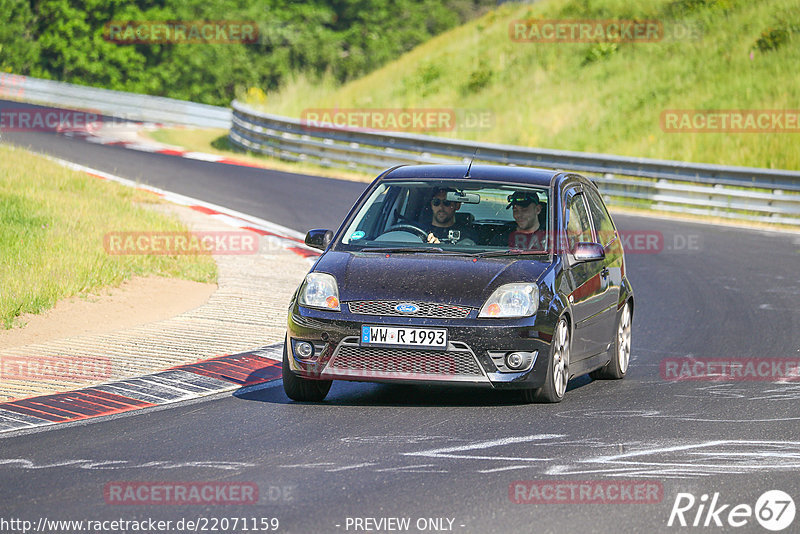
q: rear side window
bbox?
[584,187,616,247]
[565,193,593,252]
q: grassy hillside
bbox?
[0,145,216,328]
[250,0,800,170]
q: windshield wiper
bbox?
[361,246,446,254]
[472,249,549,258]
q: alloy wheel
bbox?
[553,319,570,398]
[617,303,632,374]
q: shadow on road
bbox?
[233,370,593,407]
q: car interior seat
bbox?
[455,212,475,226]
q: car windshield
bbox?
[337,180,550,254]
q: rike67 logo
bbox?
[668,490,796,531]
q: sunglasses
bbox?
[431,198,455,207]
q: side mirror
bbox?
[572,242,605,262]
[305,229,334,251]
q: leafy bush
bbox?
[1,0,495,106]
[0,0,38,73]
[582,42,619,65]
[403,61,444,96]
[665,0,734,17]
[754,27,791,52]
[461,59,493,94]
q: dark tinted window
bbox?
[584,187,616,247]
[565,193,593,251]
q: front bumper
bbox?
[286,303,555,390]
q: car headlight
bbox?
[478,283,539,318]
[298,272,340,311]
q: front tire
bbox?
[282,338,332,402]
[590,301,632,380]
[533,317,570,403]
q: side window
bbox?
[584,187,616,247]
[386,188,410,228]
[565,193,593,252]
[342,185,388,243]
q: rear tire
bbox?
[534,317,570,403]
[589,301,632,380]
[282,338,332,402]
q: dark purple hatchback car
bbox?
[283,164,634,403]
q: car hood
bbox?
[312,251,550,308]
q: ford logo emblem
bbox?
[395,303,418,314]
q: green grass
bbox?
[0,145,216,329]
[247,0,800,170]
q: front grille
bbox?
[326,344,484,379]
[347,301,472,318]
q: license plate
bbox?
[361,325,447,349]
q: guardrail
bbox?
[0,73,230,128]
[2,74,798,226]
[230,100,800,226]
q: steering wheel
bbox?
[385,223,430,241]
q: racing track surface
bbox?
[2,108,800,533]
[0,101,366,232]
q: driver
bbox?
[425,188,477,244]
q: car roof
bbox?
[381,164,560,187]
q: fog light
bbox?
[505,351,533,371]
[295,341,314,359]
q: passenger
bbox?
[506,191,546,250]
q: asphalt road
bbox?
[0,100,367,231]
[2,111,800,534]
